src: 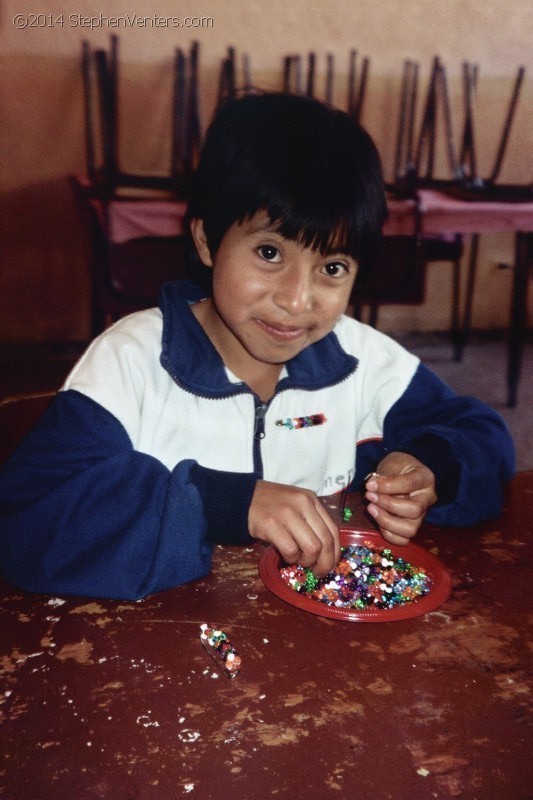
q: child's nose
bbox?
[273,266,314,315]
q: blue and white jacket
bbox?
[0,281,514,599]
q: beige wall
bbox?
[1,0,532,341]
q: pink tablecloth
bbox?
[83,183,533,244]
[104,199,188,242]
[418,189,533,236]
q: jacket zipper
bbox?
[250,364,359,477]
[164,353,358,478]
[253,399,268,475]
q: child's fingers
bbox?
[367,503,421,543]
[314,500,342,565]
[286,503,340,576]
[379,527,415,547]
[272,521,338,577]
[265,524,306,567]
[366,463,437,519]
[248,481,340,575]
[365,491,427,520]
[291,532,334,575]
[366,471,427,498]
[364,456,437,545]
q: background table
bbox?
[80,181,533,405]
[418,189,533,407]
[1,473,532,799]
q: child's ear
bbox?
[190,219,214,267]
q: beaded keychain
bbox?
[199,624,241,678]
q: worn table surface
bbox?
[1,474,532,800]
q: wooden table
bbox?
[2,473,532,800]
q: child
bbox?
[0,93,514,600]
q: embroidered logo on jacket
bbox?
[275,413,327,431]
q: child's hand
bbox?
[248,480,341,576]
[364,452,437,546]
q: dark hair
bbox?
[187,92,388,287]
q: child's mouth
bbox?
[255,318,308,342]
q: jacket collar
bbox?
[159,281,357,398]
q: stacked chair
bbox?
[381,57,465,360]
[73,38,529,371]
[73,36,201,334]
[349,53,528,362]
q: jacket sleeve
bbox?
[379,364,515,526]
[0,390,255,600]
[383,365,514,526]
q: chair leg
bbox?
[350,302,379,327]
[368,304,379,328]
[451,257,461,361]
[456,233,479,362]
[507,232,531,408]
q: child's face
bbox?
[191,211,358,374]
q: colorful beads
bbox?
[343,507,353,522]
[279,542,431,611]
[275,413,327,431]
[199,624,241,678]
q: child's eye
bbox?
[322,261,348,277]
[257,245,281,262]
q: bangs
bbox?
[268,204,381,260]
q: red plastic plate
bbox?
[259,528,452,622]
